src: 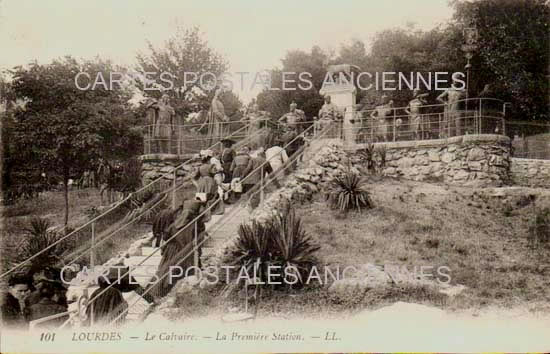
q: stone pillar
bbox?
[319,82,357,146]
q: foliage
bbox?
[122,190,168,223]
[223,206,320,290]
[135,26,232,120]
[528,208,550,247]
[374,145,387,169]
[17,217,71,274]
[6,57,139,223]
[451,0,549,121]
[326,167,373,213]
[359,144,377,172]
[256,46,329,120]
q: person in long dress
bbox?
[87,277,128,326]
[147,195,208,299]
[230,146,253,202]
[152,94,176,153]
[208,88,228,146]
[193,152,222,217]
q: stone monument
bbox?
[319,64,358,145]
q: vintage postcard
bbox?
[1,0,549,352]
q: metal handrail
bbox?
[105,122,335,325]
[63,122,328,327]
[0,122,255,279]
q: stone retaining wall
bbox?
[140,154,196,185]
[350,135,511,187]
[510,158,550,188]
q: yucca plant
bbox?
[326,167,373,213]
[223,206,320,291]
[359,143,376,172]
[18,217,69,273]
[375,145,387,169]
[271,206,320,285]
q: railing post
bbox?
[194,222,199,268]
[89,219,95,326]
[90,221,95,267]
[260,166,264,204]
[172,169,176,210]
[393,109,396,142]
[177,125,181,156]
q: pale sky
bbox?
[0,0,454,102]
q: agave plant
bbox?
[375,145,387,170]
[18,217,69,273]
[326,167,373,213]
[359,143,376,172]
[271,206,320,284]
[223,206,320,290]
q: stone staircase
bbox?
[118,201,251,322]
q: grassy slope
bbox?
[1,188,151,272]
[298,177,550,312]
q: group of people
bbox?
[365,85,468,142]
[145,134,294,302]
[1,268,68,329]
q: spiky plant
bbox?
[359,143,376,172]
[375,145,387,170]
[18,217,69,273]
[271,206,320,284]
[326,167,373,213]
[223,206,320,290]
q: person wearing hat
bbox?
[193,151,221,217]
[229,146,253,202]
[405,89,429,140]
[220,139,236,183]
[147,194,208,299]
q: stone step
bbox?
[124,255,163,266]
[141,246,162,257]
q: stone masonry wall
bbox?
[140,154,196,185]
[355,135,511,187]
[510,158,550,188]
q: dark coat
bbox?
[1,293,28,329]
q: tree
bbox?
[135,26,229,121]
[8,57,137,225]
[257,46,331,120]
[451,0,549,121]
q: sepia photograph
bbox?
[0,0,549,352]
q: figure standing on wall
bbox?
[208,87,229,146]
[405,89,429,140]
[317,95,342,138]
[279,101,306,136]
[437,80,465,137]
[241,103,265,149]
[152,94,176,154]
[370,95,393,142]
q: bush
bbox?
[528,208,550,247]
[17,217,71,274]
[326,167,373,213]
[223,206,320,291]
[359,143,376,172]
